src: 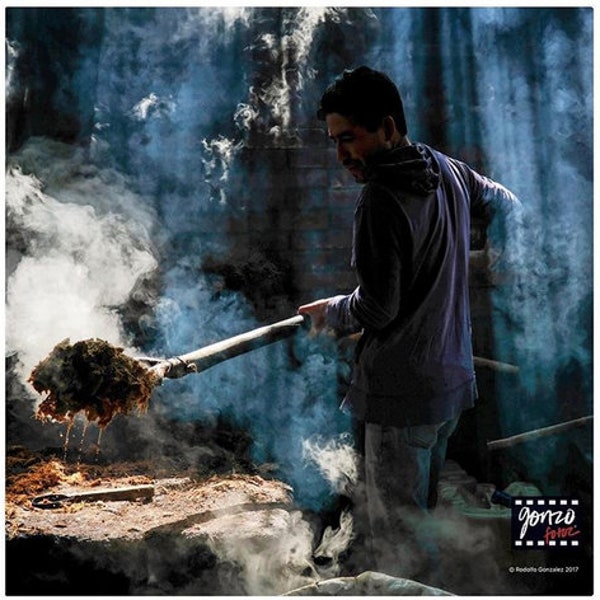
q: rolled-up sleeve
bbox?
[459,161,523,260]
[470,172,519,220]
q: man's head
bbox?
[318,66,408,183]
[318,66,407,134]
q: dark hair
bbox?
[317,66,407,135]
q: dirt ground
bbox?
[6,447,293,542]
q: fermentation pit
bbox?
[6,446,314,595]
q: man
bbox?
[298,66,520,580]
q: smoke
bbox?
[302,433,358,496]
[144,323,351,510]
[179,6,351,213]
[5,39,20,102]
[376,8,592,438]
[130,93,176,122]
[200,136,243,204]
[236,7,347,141]
[199,432,359,594]
[313,508,354,576]
[430,507,512,594]
[5,138,159,385]
[203,508,318,595]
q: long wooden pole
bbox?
[151,314,308,378]
[486,415,593,451]
[473,356,519,374]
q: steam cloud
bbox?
[302,433,358,496]
[6,139,158,386]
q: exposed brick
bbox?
[225,228,253,243]
[286,147,329,169]
[329,188,359,208]
[289,226,351,252]
[289,209,329,231]
[294,270,354,296]
[325,148,339,168]
[240,146,289,170]
[243,211,279,232]
[297,189,328,211]
[298,168,329,189]
[297,127,329,149]
[320,229,352,251]
[215,147,489,319]
[295,247,350,271]
[290,230,324,251]
[337,271,358,291]
[329,209,354,231]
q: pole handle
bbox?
[154,314,309,378]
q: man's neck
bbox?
[392,135,411,149]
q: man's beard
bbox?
[343,160,367,183]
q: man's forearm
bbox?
[326,293,363,335]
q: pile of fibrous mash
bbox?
[29,338,160,428]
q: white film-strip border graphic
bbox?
[513,498,581,547]
[514,499,579,507]
[514,540,580,547]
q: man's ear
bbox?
[382,115,397,142]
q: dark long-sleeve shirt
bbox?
[327,143,520,426]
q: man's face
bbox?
[326,112,388,183]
